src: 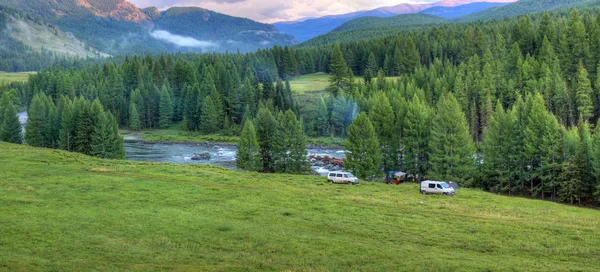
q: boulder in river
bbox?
[191,152,211,161]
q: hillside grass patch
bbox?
[0,142,599,271]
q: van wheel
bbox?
[328,180,333,183]
[421,190,426,194]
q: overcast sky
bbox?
[129,0,447,23]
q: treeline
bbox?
[342,87,600,205]
[24,93,125,159]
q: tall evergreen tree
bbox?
[429,93,474,185]
[0,93,22,144]
[25,94,48,147]
[200,95,219,133]
[345,112,382,180]
[129,101,141,131]
[237,120,261,171]
[576,60,594,122]
[272,110,309,174]
[328,44,348,96]
[158,85,173,129]
[255,104,277,172]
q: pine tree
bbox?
[429,93,474,185]
[345,112,382,180]
[315,96,330,137]
[200,95,219,133]
[403,95,430,179]
[129,101,141,131]
[328,44,348,96]
[158,85,173,128]
[272,110,309,174]
[74,103,94,156]
[237,120,261,171]
[58,96,75,151]
[0,94,22,144]
[369,92,395,174]
[255,104,277,172]
[376,69,386,91]
[400,37,420,75]
[366,53,378,77]
[25,94,48,147]
[576,60,594,122]
[483,102,510,192]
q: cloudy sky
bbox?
[129,0,451,23]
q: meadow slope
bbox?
[0,142,599,271]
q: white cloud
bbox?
[150,30,218,48]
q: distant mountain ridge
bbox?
[274,0,515,42]
[420,2,510,18]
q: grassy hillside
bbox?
[333,14,447,32]
[0,72,35,84]
[1,142,599,271]
[458,0,600,21]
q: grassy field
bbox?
[0,72,35,84]
[1,142,599,271]
[288,72,399,94]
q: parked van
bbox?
[420,181,455,195]
[327,172,359,185]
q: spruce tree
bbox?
[58,96,75,151]
[129,101,141,131]
[272,110,309,174]
[576,60,594,122]
[237,120,261,171]
[255,104,277,172]
[403,95,430,179]
[200,95,219,133]
[74,103,94,156]
[25,94,48,147]
[345,112,382,180]
[0,94,22,144]
[429,93,474,185]
[328,44,348,96]
[159,85,173,128]
[369,92,395,174]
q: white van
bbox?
[420,181,455,195]
[327,172,359,185]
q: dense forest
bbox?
[8,7,600,204]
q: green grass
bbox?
[1,142,599,271]
[288,72,399,94]
[288,72,331,94]
[0,72,35,84]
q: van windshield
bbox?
[441,183,451,188]
[347,173,355,178]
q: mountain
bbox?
[420,2,510,18]
[273,4,432,42]
[332,14,447,33]
[274,0,516,42]
[151,7,296,53]
[458,0,600,21]
[0,0,296,57]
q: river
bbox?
[18,111,345,172]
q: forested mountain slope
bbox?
[420,2,510,18]
[0,0,296,57]
[332,14,447,33]
[0,7,98,72]
[304,0,600,46]
[459,0,600,21]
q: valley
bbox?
[2,0,600,270]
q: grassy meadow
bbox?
[1,142,599,271]
[0,72,35,84]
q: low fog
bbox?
[150,30,218,49]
